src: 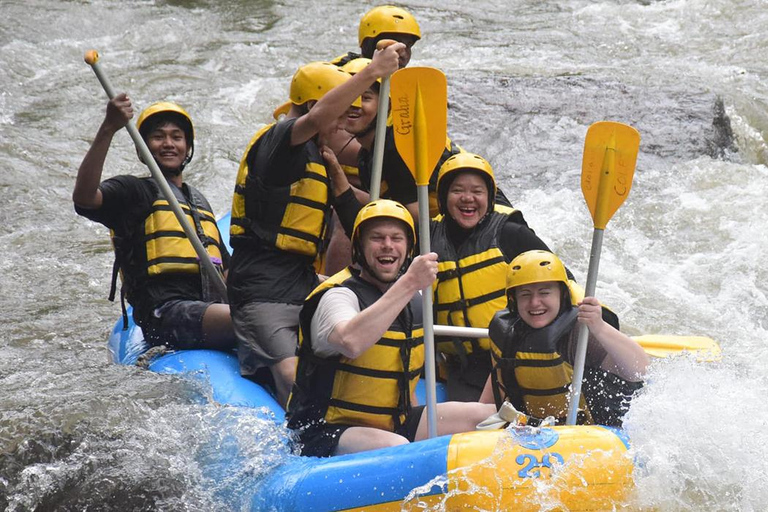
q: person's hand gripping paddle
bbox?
[83,50,227,300]
[566,121,640,425]
[390,67,447,438]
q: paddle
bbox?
[390,67,448,439]
[432,325,721,362]
[566,121,640,425]
[83,50,227,300]
[369,39,397,201]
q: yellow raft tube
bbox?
[252,424,633,510]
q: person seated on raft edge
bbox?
[321,127,574,405]
[73,96,235,352]
[286,200,497,457]
[319,54,517,280]
[429,152,562,403]
[316,5,423,277]
[478,250,650,427]
[228,44,406,409]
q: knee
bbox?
[373,431,409,449]
[272,357,297,382]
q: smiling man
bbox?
[73,98,233,351]
[287,200,495,457]
[227,46,403,408]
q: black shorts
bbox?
[137,299,211,349]
[443,351,492,402]
[295,405,426,458]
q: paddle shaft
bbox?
[86,54,227,299]
[369,39,401,201]
[418,185,438,439]
[369,75,390,201]
[566,228,604,425]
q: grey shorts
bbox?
[232,301,301,376]
[139,299,210,349]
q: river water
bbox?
[1,0,767,510]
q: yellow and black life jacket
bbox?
[488,306,594,425]
[230,123,331,257]
[109,178,226,323]
[431,211,516,360]
[288,268,425,432]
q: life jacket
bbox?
[289,268,425,432]
[109,178,226,322]
[488,306,594,425]
[230,123,331,257]
[431,211,517,361]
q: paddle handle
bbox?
[369,76,390,201]
[566,228,603,425]
[417,185,438,439]
[84,51,228,300]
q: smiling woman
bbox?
[446,171,490,230]
[430,152,555,401]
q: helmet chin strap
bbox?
[156,148,193,177]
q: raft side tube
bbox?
[251,435,451,511]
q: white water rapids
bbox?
[1,0,767,509]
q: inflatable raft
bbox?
[107,213,720,510]
[108,316,635,511]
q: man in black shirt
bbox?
[74,97,233,351]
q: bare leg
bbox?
[201,303,236,349]
[335,426,409,456]
[270,356,297,408]
[414,402,497,441]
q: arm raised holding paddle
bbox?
[73,93,134,208]
[76,51,234,353]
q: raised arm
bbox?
[327,252,438,358]
[290,43,404,147]
[73,94,133,209]
[578,296,649,382]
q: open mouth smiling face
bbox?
[446,172,488,230]
[514,282,562,329]
[360,219,409,283]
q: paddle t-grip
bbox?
[84,50,99,66]
[376,39,398,51]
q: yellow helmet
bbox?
[506,250,569,294]
[341,57,373,76]
[436,152,497,215]
[289,62,361,108]
[136,102,194,166]
[351,199,416,263]
[358,5,421,47]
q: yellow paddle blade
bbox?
[632,334,722,362]
[390,67,447,186]
[581,122,640,229]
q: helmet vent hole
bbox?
[539,261,551,267]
